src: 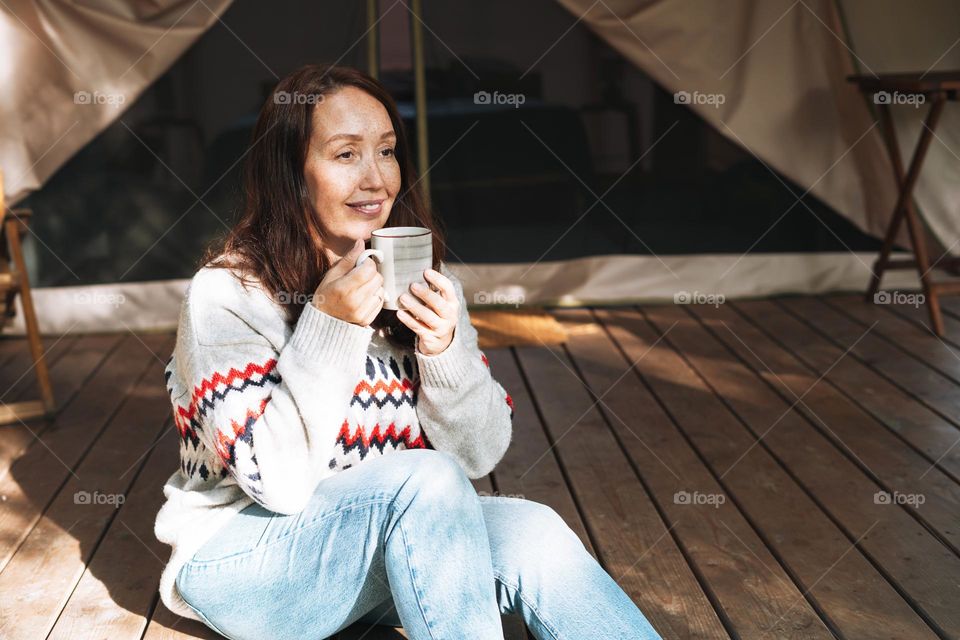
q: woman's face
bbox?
[304,86,401,262]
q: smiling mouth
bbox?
[347,199,385,215]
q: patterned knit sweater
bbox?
[153,259,514,622]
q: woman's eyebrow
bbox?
[324,131,396,145]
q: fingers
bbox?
[407,282,451,318]
[327,238,366,277]
[358,293,383,326]
[352,265,384,297]
[343,255,380,287]
[422,268,455,301]
[396,308,431,333]
[397,291,442,329]
[342,272,383,325]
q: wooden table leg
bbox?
[867,103,907,300]
[868,96,946,335]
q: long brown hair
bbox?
[200,63,446,349]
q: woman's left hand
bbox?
[397,268,459,356]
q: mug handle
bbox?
[355,249,384,268]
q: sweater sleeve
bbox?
[180,298,374,515]
[414,265,514,478]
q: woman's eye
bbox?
[337,150,354,160]
[380,147,395,158]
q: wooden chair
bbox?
[0,168,55,423]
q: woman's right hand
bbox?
[313,238,385,326]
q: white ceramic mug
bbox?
[356,226,433,311]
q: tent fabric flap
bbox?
[555,0,908,249]
[1,0,233,203]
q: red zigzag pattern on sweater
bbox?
[174,353,514,474]
[174,359,278,466]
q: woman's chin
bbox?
[359,225,382,240]
[357,218,390,238]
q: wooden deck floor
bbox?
[1,294,959,639]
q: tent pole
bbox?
[366,0,379,79]
[409,0,431,208]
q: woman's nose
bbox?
[359,156,385,191]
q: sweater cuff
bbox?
[288,302,374,369]
[415,326,475,389]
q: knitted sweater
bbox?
[153,259,514,622]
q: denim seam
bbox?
[398,517,439,640]
[253,515,273,549]
[185,498,394,568]
[493,569,562,640]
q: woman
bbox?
[154,63,662,640]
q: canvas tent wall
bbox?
[1,0,233,203]
[1,0,952,333]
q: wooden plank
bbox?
[936,297,960,330]
[819,296,960,409]
[47,422,178,639]
[485,349,593,550]
[0,334,174,638]
[734,299,960,553]
[0,335,29,358]
[637,304,939,639]
[0,334,79,478]
[0,336,124,570]
[834,293,960,375]
[826,295,960,437]
[0,334,121,475]
[0,333,169,576]
[682,301,960,636]
[894,295,960,342]
[0,335,69,402]
[0,344,25,398]
[770,297,960,482]
[143,600,221,640]
[587,306,831,638]
[487,346,611,640]
[512,329,732,639]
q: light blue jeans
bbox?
[176,448,662,639]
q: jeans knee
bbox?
[525,501,583,550]
[395,449,478,508]
[492,499,588,581]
